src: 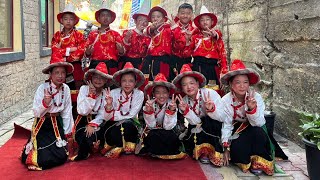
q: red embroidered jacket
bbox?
[85,28,123,61]
[122,29,151,58]
[51,29,85,62]
[146,23,186,57]
[172,21,196,58]
[190,30,227,70]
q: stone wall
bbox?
[0,1,65,124]
[162,0,320,144]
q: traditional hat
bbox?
[194,6,217,29]
[57,3,80,25]
[220,59,260,85]
[95,1,116,24]
[113,62,145,88]
[84,62,113,86]
[144,73,176,97]
[148,6,168,22]
[172,64,207,90]
[132,0,150,20]
[42,53,74,75]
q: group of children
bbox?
[20,2,288,176]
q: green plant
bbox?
[299,112,320,150]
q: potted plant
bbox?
[299,112,320,180]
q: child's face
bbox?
[120,73,136,94]
[98,10,113,26]
[199,15,213,29]
[61,13,76,29]
[181,76,199,97]
[151,11,165,23]
[153,86,170,105]
[177,8,193,25]
[50,66,67,87]
[91,74,107,89]
[135,16,149,31]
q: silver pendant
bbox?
[25,141,33,155]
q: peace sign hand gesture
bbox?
[105,87,113,111]
[145,95,156,112]
[168,95,177,111]
[177,94,188,112]
[246,88,257,111]
[167,14,177,27]
[43,88,52,107]
[87,80,96,96]
[123,30,132,44]
[204,91,215,111]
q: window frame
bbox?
[0,0,25,64]
[39,0,54,57]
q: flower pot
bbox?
[264,111,275,135]
[302,138,320,179]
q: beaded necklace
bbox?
[188,90,202,117]
[201,37,214,51]
[92,91,103,113]
[49,82,64,107]
[60,29,73,46]
[231,93,248,120]
[117,90,134,116]
[154,102,167,118]
[152,31,163,47]
[99,27,113,44]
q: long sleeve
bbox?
[171,26,186,51]
[51,31,67,56]
[60,84,74,135]
[163,108,177,130]
[69,30,86,62]
[215,30,227,71]
[105,88,144,121]
[77,85,97,116]
[205,88,225,122]
[143,106,156,128]
[246,93,266,127]
[221,93,234,143]
[32,83,50,118]
[89,101,107,127]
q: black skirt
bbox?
[183,116,223,166]
[192,56,219,85]
[21,116,68,170]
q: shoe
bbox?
[199,156,210,164]
[250,169,263,175]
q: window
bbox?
[39,0,55,57]
[0,0,25,64]
[0,0,13,52]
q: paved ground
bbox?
[0,110,310,179]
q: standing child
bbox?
[52,4,85,90]
[220,59,288,175]
[141,6,186,81]
[21,53,74,170]
[120,1,151,69]
[71,62,113,161]
[84,2,125,75]
[173,64,225,166]
[100,62,145,158]
[136,73,187,159]
[190,6,227,88]
[171,3,196,73]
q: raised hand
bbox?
[204,91,215,111]
[43,88,52,107]
[145,95,156,112]
[105,87,113,110]
[177,94,188,112]
[168,95,177,111]
[123,30,132,44]
[70,47,78,52]
[85,44,94,56]
[246,88,257,111]
[87,80,96,96]
[167,14,177,27]
[116,42,124,54]
[202,27,217,38]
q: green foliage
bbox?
[299,112,320,150]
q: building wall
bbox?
[162,0,320,144]
[0,0,65,124]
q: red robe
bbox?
[172,21,196,58]
[122,29,151,58]
[85,28,123,61]
[51,29,85,81]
